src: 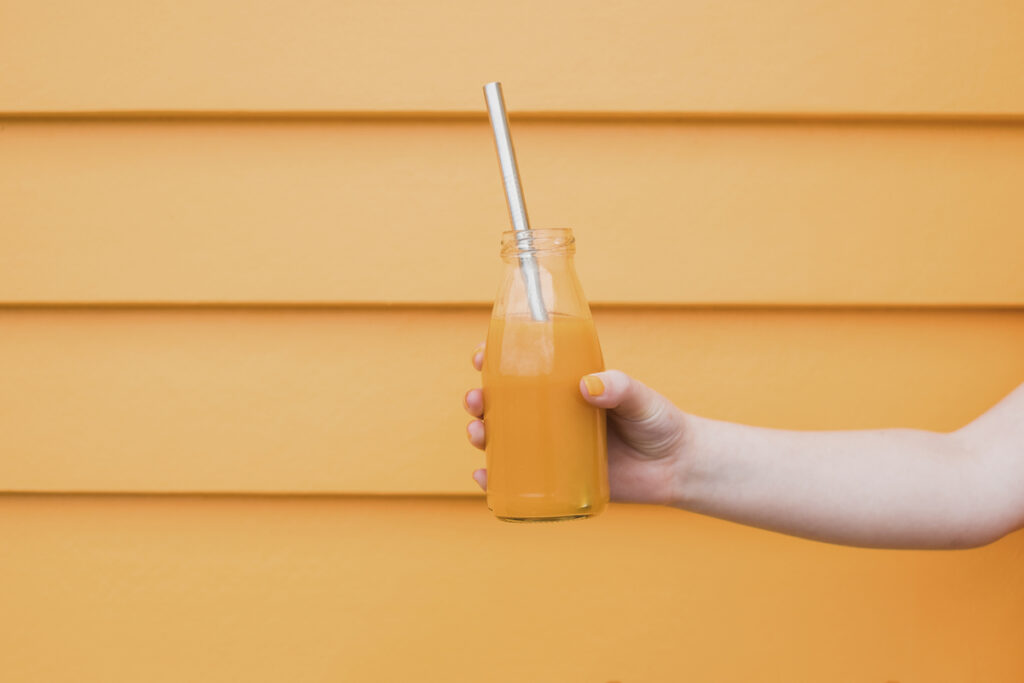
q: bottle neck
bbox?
[500,229,575,262]
[493,229,590,320]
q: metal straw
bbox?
[483,82,548,322]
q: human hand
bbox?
[463,343,689,506]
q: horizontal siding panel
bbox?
[1,307,1021,494]
[3,119,1024,305]
[2,1,1024,115]
[1,496,1022,681]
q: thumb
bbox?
[579,370,669,424]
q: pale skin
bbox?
[464,344,1024,549]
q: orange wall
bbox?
[4,119,1024,305]
[2,1,1023,681]
[2,496,1022,682]
[4,0,1024,113]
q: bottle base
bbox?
[487,496,607,523]
[496,513,593,523]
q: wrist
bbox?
[668,411,712,510]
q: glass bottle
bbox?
[482,228,609,521]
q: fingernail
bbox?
[583,374,605,397]
[472,344,484,361]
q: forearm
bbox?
[673,413,1018,549]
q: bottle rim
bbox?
[500,228,575,258]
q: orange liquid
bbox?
[482,314,609,521]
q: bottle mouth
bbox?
[500,228,575,258]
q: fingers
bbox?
[464,390,485,449]
[465,341,487,451]
[463,388,484,418]
[465,344,486,449]
[466,419,485,450]
[579,369,669,424]
[468,341,489,491]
